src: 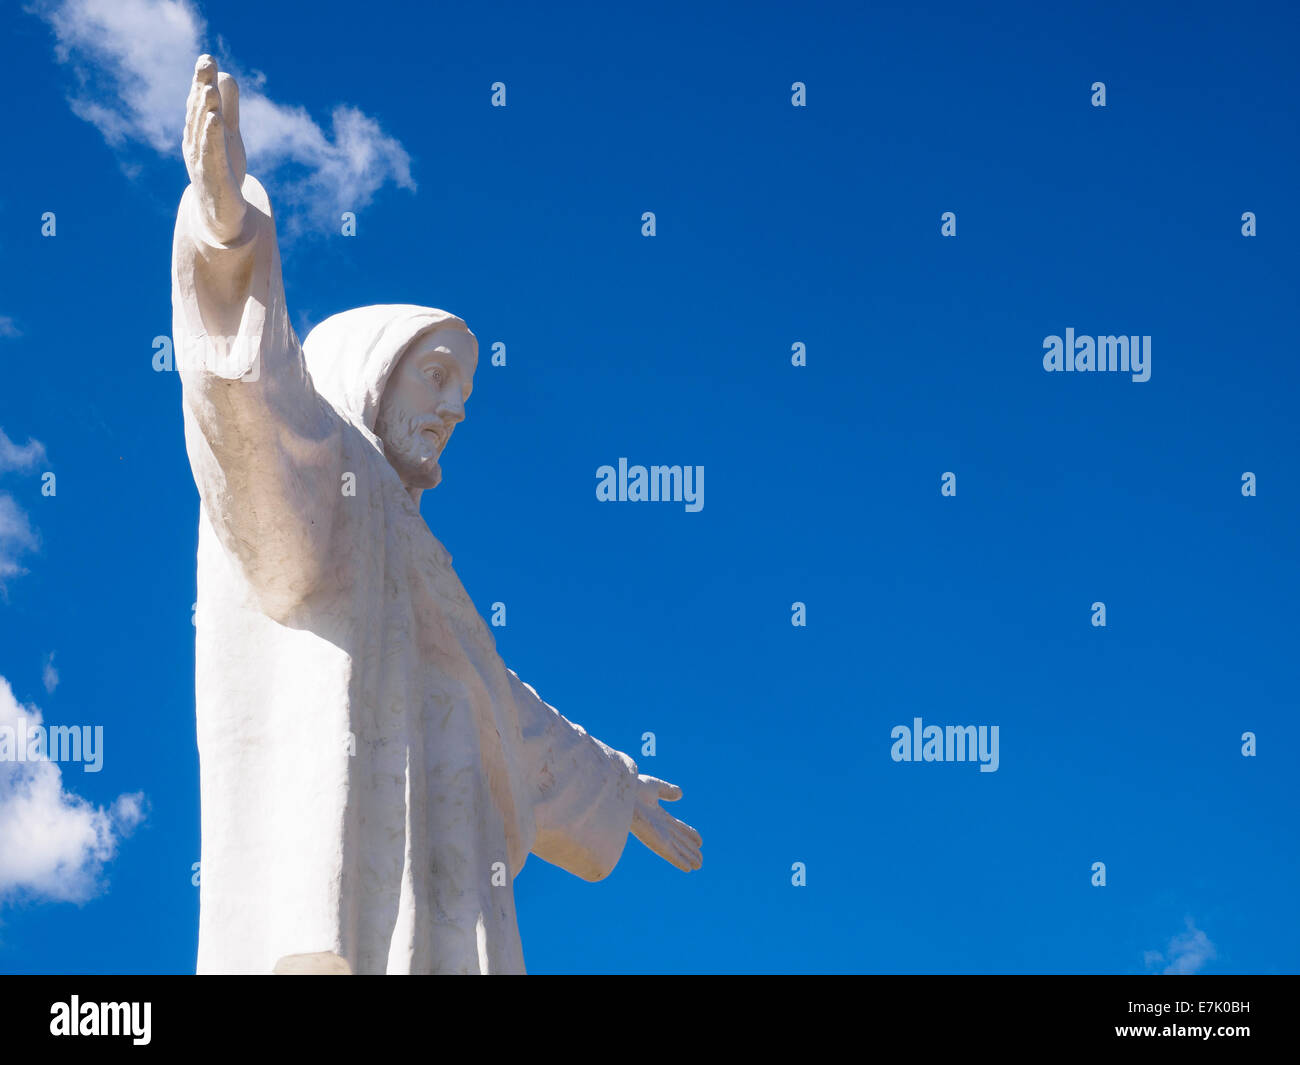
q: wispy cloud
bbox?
[0,428,46,586]
[1145,918,1216,975]
[32,0,414,231]
[0,675,146,903]
[0,317,20,340]
[0,426,46,590]
[0,429,47,474]
[42,653,59,695]
[0,497,39,585]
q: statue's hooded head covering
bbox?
[301,305,478,438]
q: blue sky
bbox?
[0,0,1296,974]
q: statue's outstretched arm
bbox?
[508,669,702,879]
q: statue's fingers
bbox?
[193,63,222,158]
[188,60,216,113]
[643,820,699,871]
[215,73,246,182]
[669,839,700,872]
[653,813,700,863]
[194,54,218,86]
[198,109,230,176]
[182,115,199,179]
[216,73,239,127]
[183,73,218,174]
[671,818,703,847]
[197,110,240,228]
[184,81,202,145]
[655,778,683,802]
[650,833,686,870]
[670,831,702,862]
[191,83,222,161]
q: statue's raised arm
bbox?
[172,55,343,621]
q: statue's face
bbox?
[375,327,474,490]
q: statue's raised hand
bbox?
[631,775,703,873]
[182,54,248,244]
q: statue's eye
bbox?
[427,366,444,386]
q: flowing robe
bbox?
[172,175,640,974]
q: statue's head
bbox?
[374,326,476,491]
[301,305,478,493]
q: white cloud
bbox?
[0,495,40,585]
[0,428,46,587]
[38,0,202,153]
[0,428,47,474]
[33,0,414,230]
[1146,918,1216,975]
[42,653,59,695]
[0,317,20,339]
[0,675,146,903]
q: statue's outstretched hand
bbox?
[182,54,248,243]
[631,775,702,872]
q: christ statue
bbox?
[172,55,701,974]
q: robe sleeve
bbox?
[172,175,344,619]
[508,669,640,882]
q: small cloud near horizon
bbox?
[1145,918,1217,975]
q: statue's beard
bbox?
[375,406,447,490]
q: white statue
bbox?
[173,55,701,974]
